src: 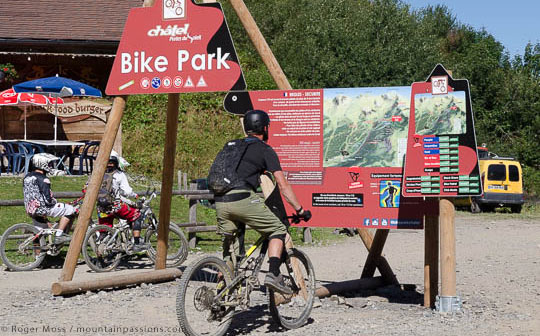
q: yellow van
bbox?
[469,148,525,213]
[452,147,525,213]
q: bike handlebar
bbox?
[287,213,310,224]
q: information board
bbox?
[402,65,481,197]
[106,0,245,95]
[225,89,438,229]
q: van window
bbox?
[509,165,520,182]
[487,164,506,181]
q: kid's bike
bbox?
[0,198,84,271]
[82,189,189,272]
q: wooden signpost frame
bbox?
[52,0,457,314]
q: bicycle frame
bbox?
[213,234,268,309]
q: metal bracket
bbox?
[436,295,462,313]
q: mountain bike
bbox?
[82,189,188,272]
[0,197,85,271]
[176,214,315,336]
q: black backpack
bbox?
[207,138,257,195]
[97,172,115,208]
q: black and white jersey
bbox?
[22,171,56,216]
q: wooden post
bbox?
[361,229,391,279]
[229,0,292,90]
[424,213,439,308]
[177,170,182,191]
[52,269,182,296]
[358,228,398,284]
[155,93,180,270]
[59,96,127,282]
[440,198,456,297]
[188,197,198,249]
[302,227,312,243]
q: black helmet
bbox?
[243,110,270,141]
[107,156,119,173]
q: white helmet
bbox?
[32,153,59,173]
[110,150,130,171]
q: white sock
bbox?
[56,230,64,237]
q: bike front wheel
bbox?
[176,256,234,336]
[0,223,46,271]
[82,225,122,272]
[268,248,316,329]
[145,222,188,267]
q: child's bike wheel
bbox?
[0,223,46,271]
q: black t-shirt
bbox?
[236,136,282,190]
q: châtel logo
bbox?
[163,0,186,19]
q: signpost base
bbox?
[436,295,462,313]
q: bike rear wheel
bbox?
[82,225,122,272]
[177,256,234,336]
[145,222,188,267]
[0,223,45,271]
[268,248,316,329]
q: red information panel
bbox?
[225,89,438,229]
[402,65,481,197]
[106,0,245,95]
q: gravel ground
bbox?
[0,212,538,336]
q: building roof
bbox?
[0,0,143,41]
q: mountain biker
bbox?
[215,109,312,295]
[22,153,75,244]
[95,154,147,253]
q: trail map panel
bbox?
[323,87,410,168]
[402,65,481,197]
[225,89,436,229]
[106,0,245,95]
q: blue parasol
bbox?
[13,75,102,98]
[13,75,102,141]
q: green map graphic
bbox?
[414,92,467,135]
[323,88,410,168]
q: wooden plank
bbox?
[424,213,439,308]
[273,277,386,306]
[174,222,207,228]
[185,226,217,233]
[51,268,182,296]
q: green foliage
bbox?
[123,93,244,180]
[522,166,540,198]
[0,62,17,82]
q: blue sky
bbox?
[405,0,540,56]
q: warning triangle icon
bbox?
[197,76,208,87]
[184,76,194,88]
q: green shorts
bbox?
[216,189,287,239]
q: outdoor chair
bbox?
[78,141,100,175]
[67,140,89,175]
[0,144,7,174]
[18,142,40,176]
[3,142,24,175]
